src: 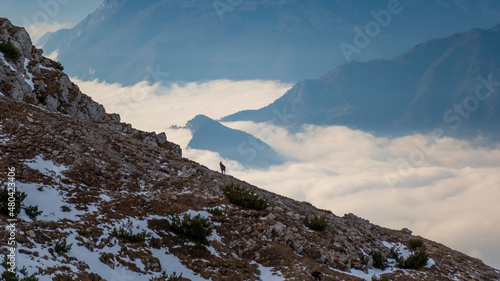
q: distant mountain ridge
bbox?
[41,0,500,85]
[41,0,346,84]
[223,24,500,139]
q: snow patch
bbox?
[382,241,412,260]
[39,64,55,71]
[17,182,95,221]
[206,245,221,257]
[23,58,35,90]
[150,248,210,280]
[0,53,17,72]
[253,262,285,281]
[185,209,212,219]
[15,236,80,280]
[24,155,67,177]
[100,193,112,202]
[426,257,436,268]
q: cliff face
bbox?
[1,18,500,281]
[0,18,109,123]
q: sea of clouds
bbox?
[76,77,500,270]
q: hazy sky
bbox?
[0,0,102,42]
[0,0,102,25]
[3,0,500,70]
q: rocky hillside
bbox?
[1,18,500,280]
[41,0,500,85]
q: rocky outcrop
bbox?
[0,18,109,123]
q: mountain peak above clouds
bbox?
[186,114,286,169]
[2,18,500,279]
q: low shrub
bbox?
[224,183,268,210]
[207,207,223,216]
[54,237,72,253]
[303,215,328,231]
[397,249,429,269]
[61,178,72,184]
[169,213,212,243]
[112,219,149,243]
[25,205,42,219]
[36,95,47,105]
[371,251,387,269]
[18,266,39,281]
[0,185,27,217]
[1,271,17,281]
[77,228,89,237]
[150,238,162,249]
[408,238,424,250]
[0,40,21,60]
[1,255,16,280]
[51,61,64,71]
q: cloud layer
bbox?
[77,78,500,270]
[75,78,292,131]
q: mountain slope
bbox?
[1,18,500,280]
[186,115,285,169]
[223,25,500,139]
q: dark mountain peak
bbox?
[186,114,286,168]
[187,114,217,127]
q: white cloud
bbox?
[74,78,293,132]
[75,77,500,270]
[24,22,72,45]
[45,49,59,60]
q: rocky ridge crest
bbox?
[0,18,179,154]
